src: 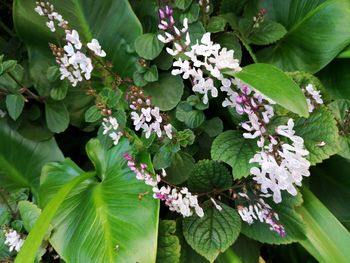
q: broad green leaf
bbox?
[257,0,350,73]
[298,187,350,263]
[242,193,306,244]
[220,0,248,15]
[18,201,41,233]
[206,16,227,33]
[84,105,102,123]
[37,139,159,263]
[154,51,173,70]
[260,0,326,30]
[0,64,24,92]
[215,248,242,263]
[201,117,223,138]
[328,100,350,159]
[338,46,350,58]
[229,63,309,117]
[294,106,339,165]
[14,171,95,263]
[248,20,287,45]
[183,201,241,262]
[0,120,63,195]
[165,151,195,185]
[134,33,164,60]
[1,60,17,75]
[174,0,192,10]
[317,59,350,100]
[211,131,258,179]
[232,235,260,263]
[144,73,184,111]
[5,94,25,120]
[13,0,143,77]
[156,220,181,263]
[310,156,350,226]
[153,144,179,170]
[188,160,231,192]
[45,100,69,133]
[0,231,11,259]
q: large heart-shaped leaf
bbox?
[13,0,142,77]
[0,120,63,195]
[37,139,159,263]
[257,0,350,73]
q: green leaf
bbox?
[46,66,59,82]
[298,187,350,263]
[201,117,223,138]
[248,20,287,45]
[144,65,159,82]
[231,235,260,263]
[18,201,41,233]
[310,156,350,226]
[294,106,339,165]
[165,151,195,185]
[188,160,231,192]
[257,0,350,73]
[14,171,95,263]
[180,3,200,23]
[144,73,184,111]
[153,144,176,169]
[206,16,227,33]
[174,0,192,10]
[156,220,181,263]
[229,63,309,117]
[98,88,121,108]
[13,0,143,77]
[242,193,306,244]
[183,201,241,262]
[176,102,205,129]
[84,105,102,123]
[133,71,148,87]
[45,100,69,133]
[317,59,350,100]
[134,33,164,60]
[1,60,17,75]
[328,100,350,159]
[50,81,68,101]
[154,51,173,71]
[36,139,159,263]
[0,64,24,92]
[176,129,195,147]
[211,131,258,179]
[0,120,63,195]
[5,94,25,120]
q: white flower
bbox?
[192,77,217,104]
[164,124,173,139]
[210,197,222,211]
[208,47,241,72]
[46,20,55,32]
[4,229,25,252]
[0,109,6,118]
[87,39,106,57]
[34,6,44,16]
[109,131,123,145]
[66,30,82,49]
[303,84,323,112]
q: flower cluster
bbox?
[153,186,204,217]
[236,193,286,236]
[302,84,323,113]
[123,153,204,217]
[221,79,310,203]
[250,119,310,203]
[3,229,25,252]
[34,0,68,32]
[102,116,123,145]
[127,86,172,139]
[172,33,241,104]
[221,78,275,144]
[157,6,190,56]
[35,1,106,87]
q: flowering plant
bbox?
[0,0,350,262]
